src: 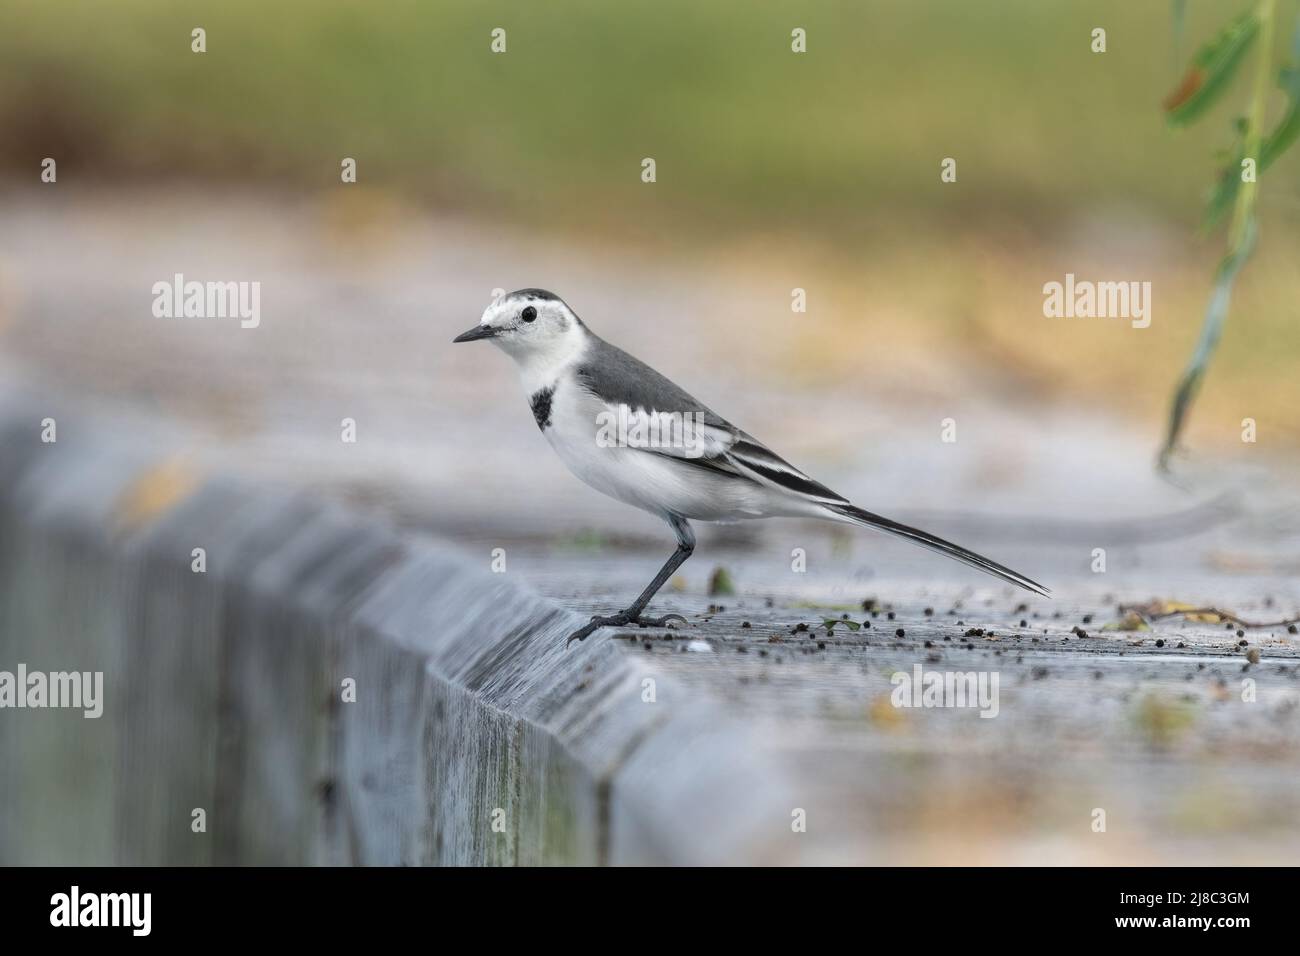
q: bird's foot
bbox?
[566,610,688,646]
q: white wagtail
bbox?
[454,289,1048,644]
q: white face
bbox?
[454,290,585,365]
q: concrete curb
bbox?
[0,395,795,865]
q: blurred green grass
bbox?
[4,0,1291,237]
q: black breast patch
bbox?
[529,385,555,430]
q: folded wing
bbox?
[574,338,845,506]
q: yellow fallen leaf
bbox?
[868,694,906,730]
[114,456,201,531]
[1161,601,1227,624]
[1103,611,1151,632]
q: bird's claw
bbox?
[565,610,687,646]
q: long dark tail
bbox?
[827,503,1050,597]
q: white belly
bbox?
[540,379,785,522]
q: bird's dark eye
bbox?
[521,306,537,322]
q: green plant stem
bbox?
[1233,0,1275,249]
[1159,0,1276,472]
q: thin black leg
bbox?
[567,515,695,645]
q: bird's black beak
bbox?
[452,324,500,344]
